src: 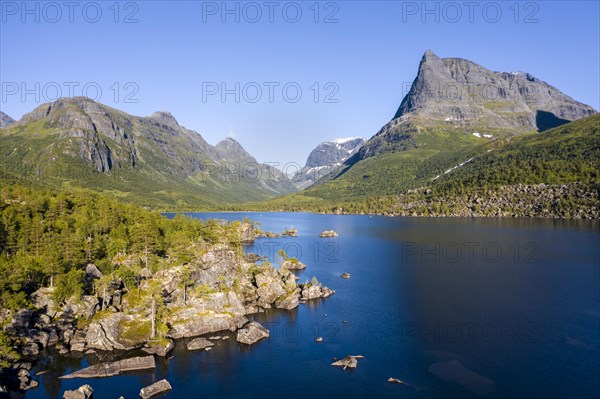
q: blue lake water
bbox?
[24,213,600,398]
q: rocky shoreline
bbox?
[311,184,600,219]
[0,224,335,396]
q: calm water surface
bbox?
[24,214,600,398]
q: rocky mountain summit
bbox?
[293,138,365,189]
[0,111,15,128]
[355,50,596,160]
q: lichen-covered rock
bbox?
[237,222,255,243]
[255,268,287,308]
[275,290,300,310]
[31,288,58,318]
[85,313,128,351]
[5,309,33,334]
[167,291,246,339]
[300,281,335,300]
[63,296,99,320]
[192,245,239,289]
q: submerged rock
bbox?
[140,379,172,399]
[341,273,351,279]
[428,360,494,396]
[236,321,269,345]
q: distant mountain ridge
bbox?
[0,97,297,208]
[293,137,365,189]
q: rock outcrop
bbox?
[281,258,306,271]
[299,280,335,300]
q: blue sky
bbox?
[1,1,599,167]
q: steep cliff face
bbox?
[293,138,365,189]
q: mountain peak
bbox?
[215,137,255,163]
[0,111,16,128]
[422,49,439,61]
[393,52,596,127]
[151,111,179,126]
[218,136,240,145]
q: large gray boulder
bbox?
[85,313,128,351]
[236,321,269,345]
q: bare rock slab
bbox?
[60,356,155,379]
[236,321,269,345]
[140,379,172,399]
